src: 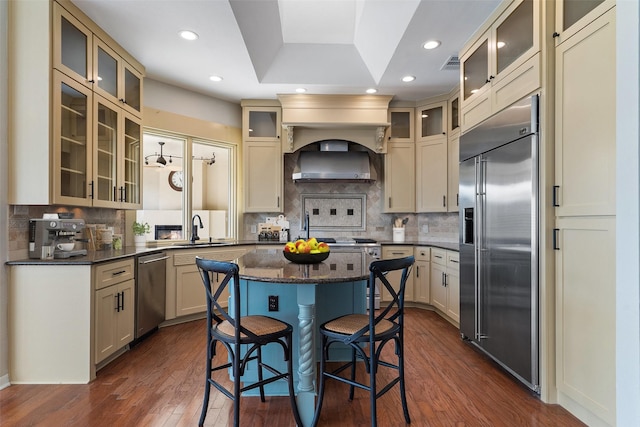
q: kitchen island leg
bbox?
[297,287,317,427]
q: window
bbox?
[136,131,236,242]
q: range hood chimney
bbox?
[292,140,375,182]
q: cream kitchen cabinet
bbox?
[416,137,448,213]
[554,216,615,426]
[447,91,460,213]
[553,6,617,426]
[447,134,460,213]
[241,103,283,212]
[54,1,143,118]
[430,248,460,326]
[416,100,448,213]
[243,141,283,212]
[166,247,250,319]
[94,258,135,364]
[554,0,615,46]
[554,8,616,218]
[52,70,142,208]
[242,105,282,142]
[9,0,144,207]
[384,142,415,213]
[460,0,541,131]
[388,108,414,143]
[381,246,414,303]
[413,247,431,304]
[416,101,447,143]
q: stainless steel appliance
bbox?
[28,218,87,259]
[459,95,539,393]
[135,252,168,340]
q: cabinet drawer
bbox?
[172,248,249,266]
[414,246,431,261]
[382,246,413,259]
[94,258,135,290]
[431,248,447,266]
[447,252,460,271]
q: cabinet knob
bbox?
[552,32,560,38]
[88,79,95,83]
[119,98,127,104]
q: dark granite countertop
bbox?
[6,240,457,266]
[236,247,374,284]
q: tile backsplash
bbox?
[8,206,124,260]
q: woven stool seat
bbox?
[216,315,289,338]
[324,314,395,336]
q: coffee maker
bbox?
[29,218,88,259]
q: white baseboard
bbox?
[0,374,10,390]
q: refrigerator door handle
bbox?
[474,156,483,341]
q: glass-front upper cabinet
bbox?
[243,107,281,141]
[122,115,142,208]
[449,96,460,134]
[53,72,93,206]
[388,108,414,142]
[94,96,119,207]
[555,0,614,44]
[94,38,143,118]
[53,2,93,86]
[461,0,537,105]
[416,102,447,143]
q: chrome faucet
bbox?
[191,214,203,244]
[304,211,310,240]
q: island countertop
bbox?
[235,247,375,284]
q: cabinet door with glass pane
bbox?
[388,108,414,142]
[53,72,93,206]
[243,107,281,141]
[53,2,93,87]
[554,0,615,45]
[93,95,119,207]
[416,101,447,143]
[121,113,142,208]
[93,38,143,119]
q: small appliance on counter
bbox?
[258,215,290,242]
[29,217,88,259]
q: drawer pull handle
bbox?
[112,270,127,276]
[450,259,459,264]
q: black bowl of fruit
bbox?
[282,238,330,264]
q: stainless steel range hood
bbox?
[292,141,375,182]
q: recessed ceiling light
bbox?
[179,30,199,41]
[423,40,441,50]
[366,88,377,94]
[295,88,307,93]
[209,75,223,82]
[402,76,416,82]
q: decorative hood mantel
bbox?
[277,94,393,153]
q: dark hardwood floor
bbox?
[0,308,584,426]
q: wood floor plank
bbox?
[0,309,584,426]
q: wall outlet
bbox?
[268,295,279,312]
[422,224,429,233]
[250,225,257,234]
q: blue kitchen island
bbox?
[234,247,373,426]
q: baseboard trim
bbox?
[0,374,10,390]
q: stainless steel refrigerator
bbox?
[459,95,539,393]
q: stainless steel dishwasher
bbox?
[135,252,168,340]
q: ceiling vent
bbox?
[441,55,460,71]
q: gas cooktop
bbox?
[317,237,378,244]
